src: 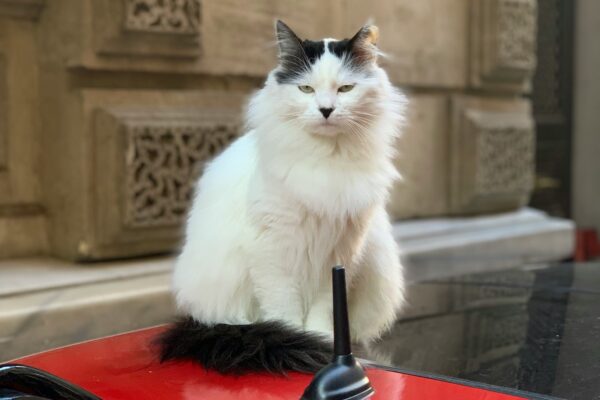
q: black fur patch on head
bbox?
[328,25,378,70]
[327,39,351,59]
[275,20,325,84]
[156,317,333,375]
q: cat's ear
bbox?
[275,20,303,59]
[349,24,379,65]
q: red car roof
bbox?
[9,326,528,400]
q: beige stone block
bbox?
[449,96,535,215]
[0,18,42,205]
[0,54,6,170]
[341,0,469,88]
[0,213,48,258]
[388,94,450,220]
[470,0,537,92]
[0,18,46,257]
[0,0,45,20]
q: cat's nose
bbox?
[319,108,334,119]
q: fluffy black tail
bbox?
[157,317,333,375]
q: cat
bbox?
[159,20,407,375]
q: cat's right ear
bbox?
[275,20,303,59]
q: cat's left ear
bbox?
[349,24,379,65]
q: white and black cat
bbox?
[159,20,407,374]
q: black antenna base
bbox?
[300,354,374,400]
[300,266,374,400]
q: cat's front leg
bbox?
[305,290,333,338]
[348,214,405,344]
[249,261,305,329]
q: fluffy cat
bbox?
[159,20,407,374]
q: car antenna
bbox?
[301,265,374,400]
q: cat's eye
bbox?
[338,85,355,93]
[298,85,314,93]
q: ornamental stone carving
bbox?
[473,117,534,196]
[470,0,537,91]
[495,0,536,68]
[124,121,238,228]
[450,97,535,214]
[124,0,201,34]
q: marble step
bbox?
[397,208,575,282]
[0,258,175,362]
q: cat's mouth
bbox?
[310,119,342,136]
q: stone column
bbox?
[0,0,47,258]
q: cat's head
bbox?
[258,20,393,137]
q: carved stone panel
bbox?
[124,0,201,34]
[93,107,240,259]
[450,96,535,214]
[91,0,202,58]
[470,0,537,91]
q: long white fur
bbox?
[173,26,407,345]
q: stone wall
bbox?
[0,0,538,261]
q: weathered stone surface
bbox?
[470,0,537,92]
[0,0,45,20]
[0,18,46,257]
[450,96,535,215]
[341,0,469,88]
[0,18,42,206]
[0,54,6,170]
[0,214,48,259]
[388,94,450,219]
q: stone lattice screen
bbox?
[124,121,238,228]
